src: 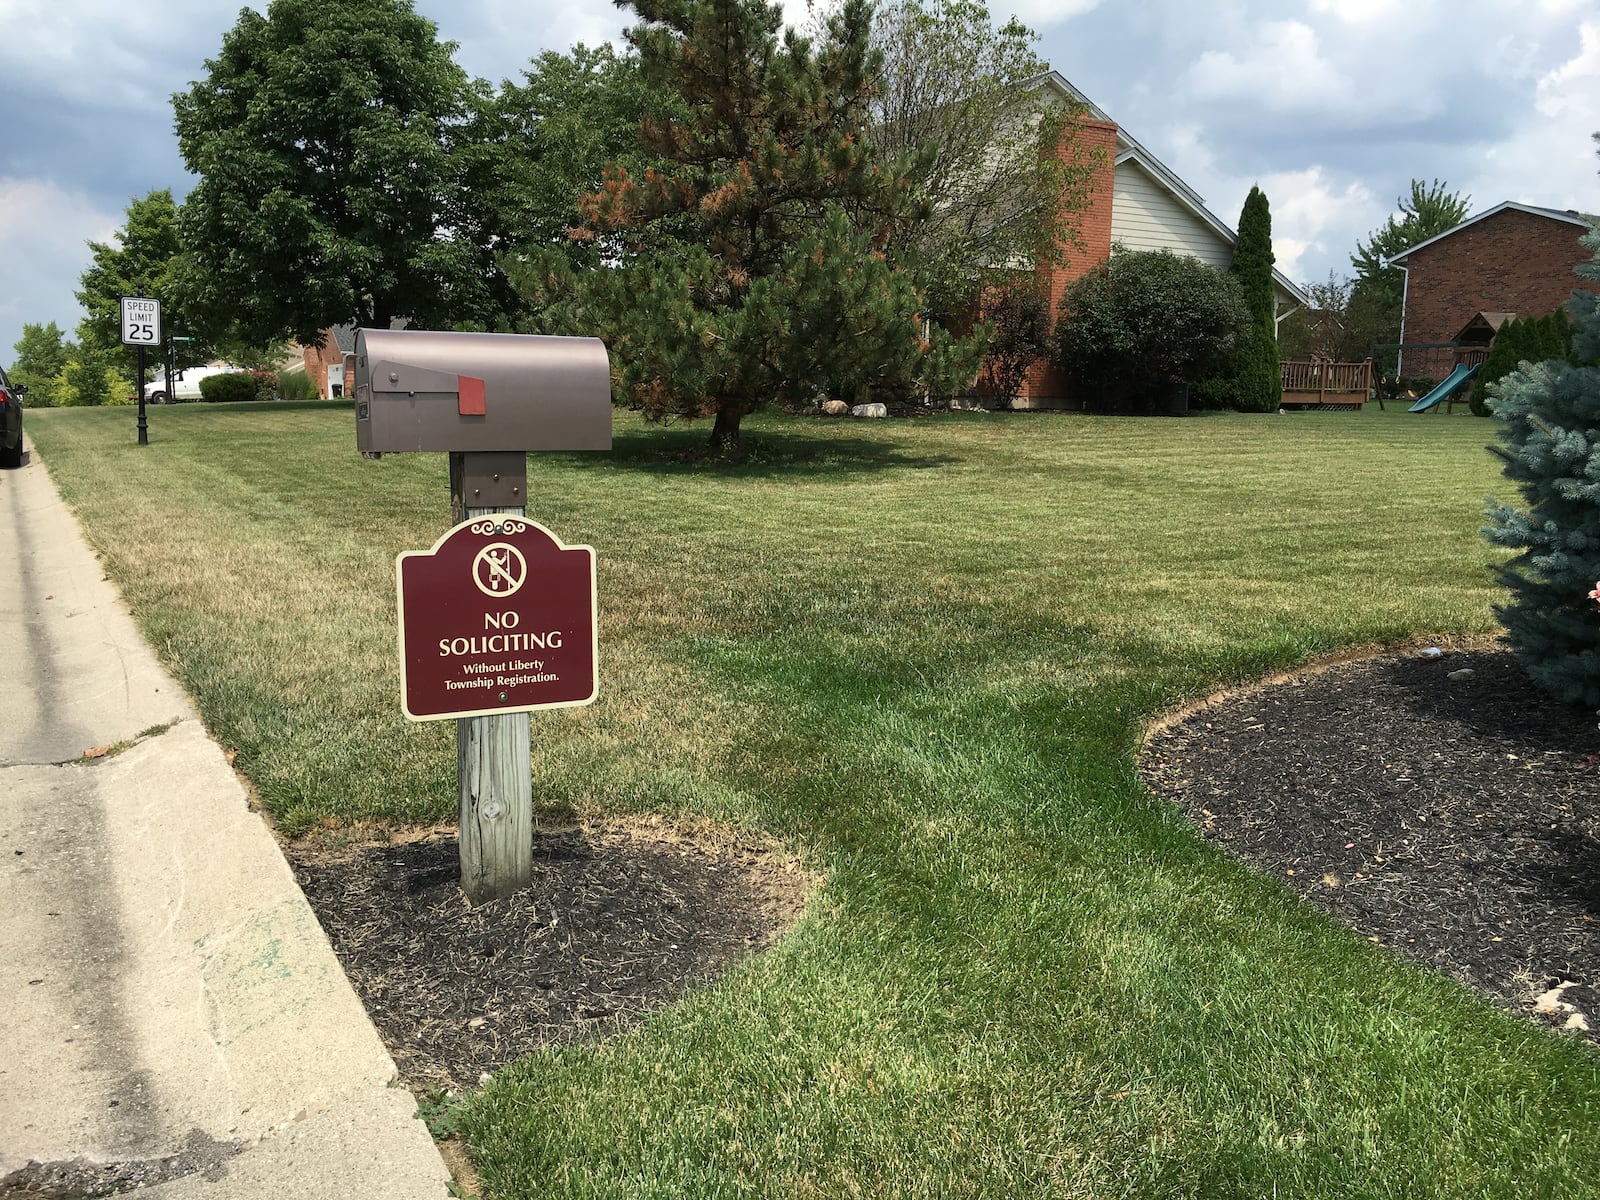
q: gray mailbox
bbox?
[358,328,612,907]
[353,328,611,455]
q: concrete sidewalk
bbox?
[0,436,451,1197]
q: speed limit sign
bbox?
[120,297,162,346]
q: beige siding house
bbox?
[1003,72,1308,404]
[1111,162,1233,270]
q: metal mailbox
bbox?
[354,328,611,454]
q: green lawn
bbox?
[27,401,1599,1198]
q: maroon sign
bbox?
[396,517,597,721]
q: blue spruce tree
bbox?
[1482,220,1600,705]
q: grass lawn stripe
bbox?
[26,401,1598,1198]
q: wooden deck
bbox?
[1280,359,1373,411]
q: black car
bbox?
[0,363,21,469]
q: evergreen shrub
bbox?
[1471,309,1574,416]
[1209,186,1280,413]
[1482,224,1600,705]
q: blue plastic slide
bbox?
[1408,363,1482,413]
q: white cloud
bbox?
[999,0,1104,27]
[1183,21,1352,110]
[1535,19,1600,118]
[1306,0,1407,24]
[1464,23,1600,218]
[1253,168,1376,281]
[431,0,628,82]
[1143,121,1383,286]
[0,178,119,360]
[0,0,262,109]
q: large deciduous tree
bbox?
[1349,178,1470,363]
[522,0,979,448]
[74,191,198,360]
[173,0,483,345]
[491,45,671,274]
[1277,271,1397,366]
[8,322,73,408]
[859,0,1096,322]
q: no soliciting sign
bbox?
[396,517,597,721]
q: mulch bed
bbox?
[1140,645,1600,1042]
[288,820,809,1093]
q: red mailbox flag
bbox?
[396,517,597,721]
[457,375,487,416]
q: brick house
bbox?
[1387,202,1598,376]
[301,324,358,398]
[1010,73,1308,406]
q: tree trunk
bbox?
[709,406,743,450]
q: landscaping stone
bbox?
[821,400,849,416]
[851,402,887,418]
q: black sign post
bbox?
[119,291,161,445]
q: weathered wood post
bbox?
[450,451,534,901]
[354,330,611,906]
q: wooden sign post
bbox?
[393,452,599,903]
[454,452,533,902]
[356,329,611,904]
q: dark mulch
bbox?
[1140,645,1600,1042]
[288,820,809,1093]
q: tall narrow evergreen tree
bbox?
[1483,221,1600,705]
[1219,185,1281,412]
[520,0,979,447]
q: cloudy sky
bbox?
[1,0,1596,362]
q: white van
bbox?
[145,365,246,403]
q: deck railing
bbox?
[1281,359,1373,394]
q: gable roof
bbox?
[1029,72,1311,309]
[1387,202,1595,266]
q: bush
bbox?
[249,369,279,402]
[103,370,136,405]
[1482,224,1600,706]
[1055,250,1249,412]
[198,371,258,403]
[975,279,1051,410]
[278,368,319,402]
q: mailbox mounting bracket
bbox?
[451,451,527,509]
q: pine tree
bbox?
[520,0,979,447]
[1212,186,1281,413]
[1482,222,1600,706]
